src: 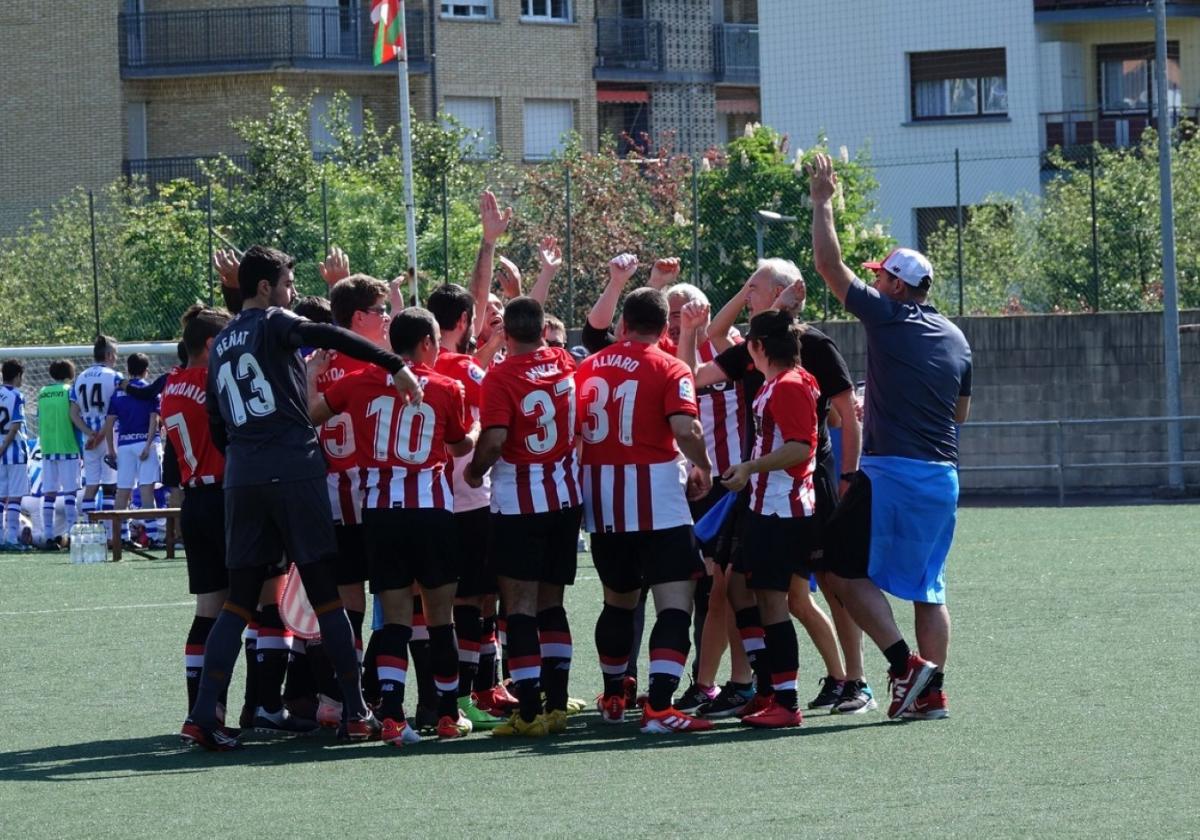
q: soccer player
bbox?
[579,287,714,734]
[427,283,506,731]
[75,336,123,537]
[35,360,88,550]
[464,296,582,737]
[103,353,162,546]
[311,307,478,747]
[181,245,422,751]
[717,309,820,729]
[1,360,31,551]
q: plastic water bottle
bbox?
[88,524,108,564]
[69,523,86,564]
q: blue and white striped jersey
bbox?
[0,385,29,465]
[74,365,124,432]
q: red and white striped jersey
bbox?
[576,340,698,533]
[479,346,580,515]
[696,339,745,475]
[749,368,819,518]
[316,352,370,523]
[434,347,490,513]
[323,363,468,511]
[159,366,225,487]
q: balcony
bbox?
[119,5,429,78]
[1034,0,1200,22]
[594,18,665,79]
[1041,106,1200,156]
[714,23,758,83]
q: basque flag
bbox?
[371,0,405,65]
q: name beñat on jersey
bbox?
[214,330,248,356]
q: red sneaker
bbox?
[381,716,422,746]
[902,688,949,720]
[735,693,773,719]
[639,705,714,734]
[180,719,242,751]
[475,683,519,715]
[741,698,803,729]
[436,711,472,739]
[887,654,938,719]
[597,693,626,724]
[337,713,382,742]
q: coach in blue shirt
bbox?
[806,153,972,722]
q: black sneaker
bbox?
[252,706,319,735]
[412,705,440,734]
[697,682,755,718]
[675,681,718,713]
[807,676,845,710]
[832,679,877,715]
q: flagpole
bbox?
[395,3,420,306]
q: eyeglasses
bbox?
[362,305,389,316]
[546,339,566,348]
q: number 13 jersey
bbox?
[575,340,699,534]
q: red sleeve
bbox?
[460,358,485,408]
[479,368,514,431]
[323,374,355,415]
[661,356,699,418]
[772,379,818,445]
[444,380,468,444]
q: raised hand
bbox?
[480,190,513,245]
[608,253,639,287]
[496,256,522,300]
[318,246,350,288]
[648,257,681,290]
[772,278,806,314]
[805,153,838,205]
[680,300,710,333]
[213,249,240,290]
[537,236,562,272]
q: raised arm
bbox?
[527,236,561,305]
[647,257,680,291]
[676,300,709,374]
[805,153,857,305]
[584,253,639,351]
[213,249,244,314]
[705,279,750,345]
[287,320,423,405]
[471,190,513,337]
[496,256,522,301]
[318,247,351,290]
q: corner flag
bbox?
[371,0,405,65]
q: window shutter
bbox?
[910,48,1006,82]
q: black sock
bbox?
[764,620,800,711]
[428,624,460,718]
[346,608,365,668]
[360,632,380,705]
[254,605,289,714]
[242,623,259,714]
[691,575,712,683]
[374,623,412,721]
[647,608,691,712]
[626,590,648,680]
[884,640,912,676]
[498,610,510,681]
[475,615,498,692]
[506,613,542,722]
[735,606,772,697]
[922,671,945,697]
[283,637,318,707]
[537,606,572,713]
[307,641,342,702]
[185,615,215,714]
[191,607,249,728]
[595,603,635,698]
[410,638,434,710]
[453,604,483,699]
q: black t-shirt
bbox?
[713,325,853,464]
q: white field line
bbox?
[0,601,192,617]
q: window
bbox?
[311,94,363,154]
[442,2,491,18]
[524,100,574,160]
[443,97,497,159]
[522,0,571,22]
[910,48,1007,120]
[125,102,147,160]
[1098,42,1180,115]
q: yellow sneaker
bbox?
[543,709,569,734]
[491,712,549,737]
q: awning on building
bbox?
[598,89,650,104]
[716,97,760,115]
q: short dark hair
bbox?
[389,307,438,356]
[176,341,188,366]
[427,284,475,332]
[238,244,295,300]
[49,359,74,382]
[330,274,388,328]
[747,309,804,367]
[504,296,544,344]
[127,353,150,378]
[292,295,332,324]
[180,304,232,357]
[93,334,117,362]
[2,359,23,383]
[620,288,668,337]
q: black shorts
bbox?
[182,484,227,595]
[491,506,582,586]
[688,483,729,558]
[455,507,497,597]
[734,511,817,592]
[333,522,368,587]
[224,476,336,571]
[590,524,704,593]
[715,492,750,571]
[161,438,182,490]
[362,506,458,593]
[808,456,840,572]
[822,471,871,580]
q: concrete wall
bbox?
[815,309,1200,495]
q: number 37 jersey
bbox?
[575,340,699,534]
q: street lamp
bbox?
[754,209,797,260]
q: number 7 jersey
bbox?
[575,339,699,533]
[479,346,580,515]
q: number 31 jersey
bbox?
[574,340,698,534]
[479,346,580,515]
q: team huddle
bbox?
[2,154,972,751]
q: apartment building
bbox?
[760,0,1200,250]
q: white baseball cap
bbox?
[862,247,933,287]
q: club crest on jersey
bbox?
[468,363,486,385]
[679,377,695,401]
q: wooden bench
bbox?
[87,508,182,562]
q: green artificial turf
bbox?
[1,505,1196,838]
